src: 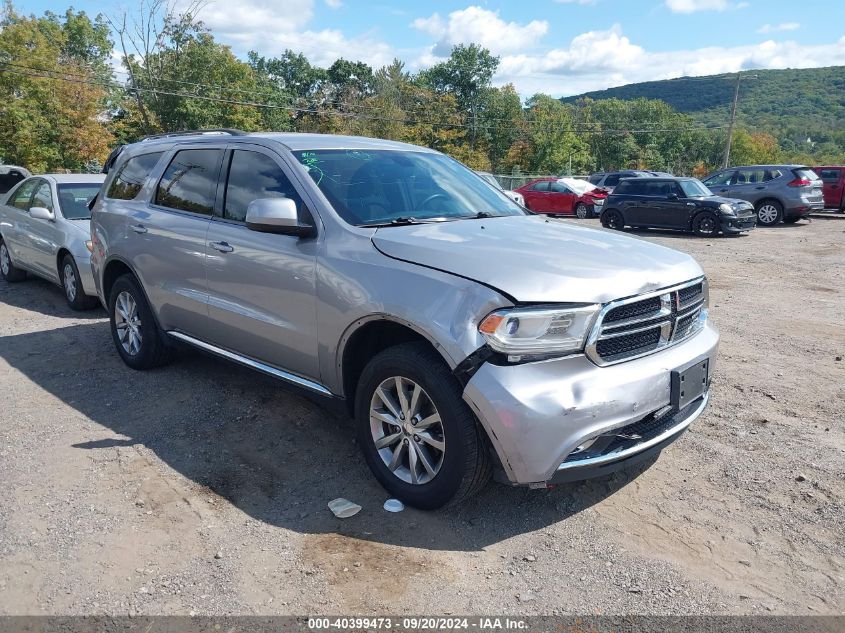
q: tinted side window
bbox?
[530,181,550,192]
[704,171,733,186]
[734,169,766,184]
[819,168,842,182]
[604,174,621,187]
[31,181,54,211]
[613,180,635,194]
[156,149,222,215]
[107,152,164,200]
[223,150,304,223]
[588,174,603,185]
[550,181,570,193]
[10,179,37,210]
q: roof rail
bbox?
[139,128,248,142]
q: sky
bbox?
[22,0,845,97]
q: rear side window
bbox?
[588,174,603,185]
[734,169,768,184]
[550,181,570,193]
[107,152,163,200]
[604,174,621,187]
[223,150,304,223]
[9,179,37,210]
[155,149,223,215]
[613,180,636,194]
[818,168,842,182]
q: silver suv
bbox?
[90,130,719,509]
[702,165,823,226]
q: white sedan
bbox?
[0,174,105,310]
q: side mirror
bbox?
[666,193,679,200]
[245,198,315,237]
[29,206,55,221]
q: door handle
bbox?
[210,241,234,253]
[130,224,147,234]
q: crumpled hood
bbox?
[372,215,704,304]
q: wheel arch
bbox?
[337,316,452,417]
[690,208,719,230]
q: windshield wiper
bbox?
[360,216,449,228]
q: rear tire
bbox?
[355,342,492,509]
[108,274,175,370]
[60,254,98,311]
[601,209,625,230]
[692,212,720,237]
[755,199,783,226]
[0,239,27,282]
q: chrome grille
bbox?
[585,278,707,366]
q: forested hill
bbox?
[561,66,845,157]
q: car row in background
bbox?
[588,170,672,193]
[599,176,756,237]
[475,171,525,206]
[515,177,608,218]
[0,173,105,309]
[701,164,824,226]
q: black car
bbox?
[587,170,656,193]
[599,177,756,236]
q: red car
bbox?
[814,166,845,211]
[515,177,608,218]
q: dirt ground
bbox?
[0,215,843,616]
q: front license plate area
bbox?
[671,358,709,410]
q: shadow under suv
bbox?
[702,165,823,226]
[90,130,719,508]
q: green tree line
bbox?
[0,2,835,175]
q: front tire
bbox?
[692,212,720,237]
[755,200,783,226]
[575,203,589,219]
[0,239,27,282]
[355,342,491,509]
[108,274,174,370]
[61,254,98,311]
[601,209,625,230]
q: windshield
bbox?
[293,149,526,226]
[57,184,101,219]
[558,178,596,195]
[678,179,713,198]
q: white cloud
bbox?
[493,28,845,97]
[757,22,800,34]
[193,0,393,67]
[324,0,342,7]
[412,6,548,57]
[665,0,746,13]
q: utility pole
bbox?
[723,72,757,168]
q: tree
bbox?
[0,6,114,171]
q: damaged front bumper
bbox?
[462,322,719,486]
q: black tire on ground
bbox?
[782,216,802,224]
[575,202,589,219]
[755,199,783,226]
[601,209,625,230]
[0,238,27,282]
[355,342,492,510]
[60,254,99,311]
[692,211,720,237]
[108,273,175,370]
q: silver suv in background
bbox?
[702,165,823,226]
[90,130,719,509]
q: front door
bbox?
[648,182,691,228]
[25,180,64,281]
[703,170,735,196]
[203,145,320,382]
[2,179,38,266]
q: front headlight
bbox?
[718,203,736,216]
[479,305,600,358]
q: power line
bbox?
[0,61,730,136]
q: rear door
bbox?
[129,146,222,336]
[203,144,320,381]
[0,178,38,265]
[816,168,843,209]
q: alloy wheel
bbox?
[758,204,779,225]
[0,244,9,276]
[369,376,445,485]
[114,290,142,356]
[63,263,77,301]
[698,216,716,234]
[576,203,588,219]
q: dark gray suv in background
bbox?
[702,165,823,226]
[89,130,718,508]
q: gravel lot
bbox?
[0,215,843,616]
